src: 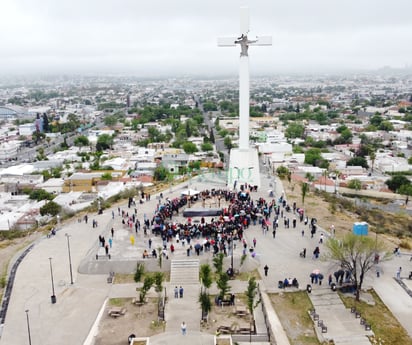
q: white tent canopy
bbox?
[181,189,200,196]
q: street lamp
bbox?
[65,233,74,284]
[230,233,234,274]
[25,309,32,345]
[49,257,56,304]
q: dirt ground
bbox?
[281,180,408,249]
[269,291,321,345]
[94,295,251,345]
[93,298,164,345]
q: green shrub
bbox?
[134,263,145,282]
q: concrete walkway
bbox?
[308,288,373,345]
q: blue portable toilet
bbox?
[353,222,368,236]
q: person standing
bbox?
[179,286,184,298]
[264,265,269,276]
[174,286,179,298]
[181,321,187,335]
[396,267,402,279]
[111,227,114,238]
[253,237,257,248]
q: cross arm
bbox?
[217,37,238,47]
[249,36,272,46]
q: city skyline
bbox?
[1,0,412,77]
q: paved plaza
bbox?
[0,172,411,345]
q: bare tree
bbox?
[325,233,388,301]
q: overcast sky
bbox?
[1,0,412,77]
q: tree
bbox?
[216,272,231,300]
[276,166,290,179]
[74,135,89,147]
[203,101,218,112]
[104,115,118,127]
[209,129,215,143]
[153,166,169,182]
[153,272,164,294]
[347,157,369,169]
[385,175,410,192]
[285,122,305,139]
[368,149,376,172]
[42,113,49,132]
[40,201,61,216]
[301,182,309,205]
[347,179,362,191]
[199,290,212,319]
[370,114,383,127]
[245,277,260,325]
[96,134,114,151]
[325,233,387,301]
[101,172,113,180]
[201,142,213,152]
[199,264,213,290]
[213,253,224,276]
[139,275,154,303]
[304,148,322,166]
[223,136,233,151]
[182,141,198,154]
[199,264,213,320]
[28,189,55,201]
[339,128,353,143]
[398,184,412,197]
[379,121,394,131]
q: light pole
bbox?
[49,257,56,304]
[230,233,234,274]
[25,309,32,345]
[65,233,74,284]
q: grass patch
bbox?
[270,291,320,345]
[339,289,412,345]
[235,269,261,281]
[109,298,127,307]
[114,271,170,284]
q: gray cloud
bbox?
[1,0,411,75]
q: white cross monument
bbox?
[218,7,272,190]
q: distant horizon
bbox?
[1,65,412,83]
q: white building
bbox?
[19,123,36,136]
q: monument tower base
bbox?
[227,147,261,190]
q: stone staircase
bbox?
[170,259,200,285]
[308,288,373,345]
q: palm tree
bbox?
[369,149,376,173]
[301,182,309,205]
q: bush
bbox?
[134,263,145,282]
[399,239,411,250]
